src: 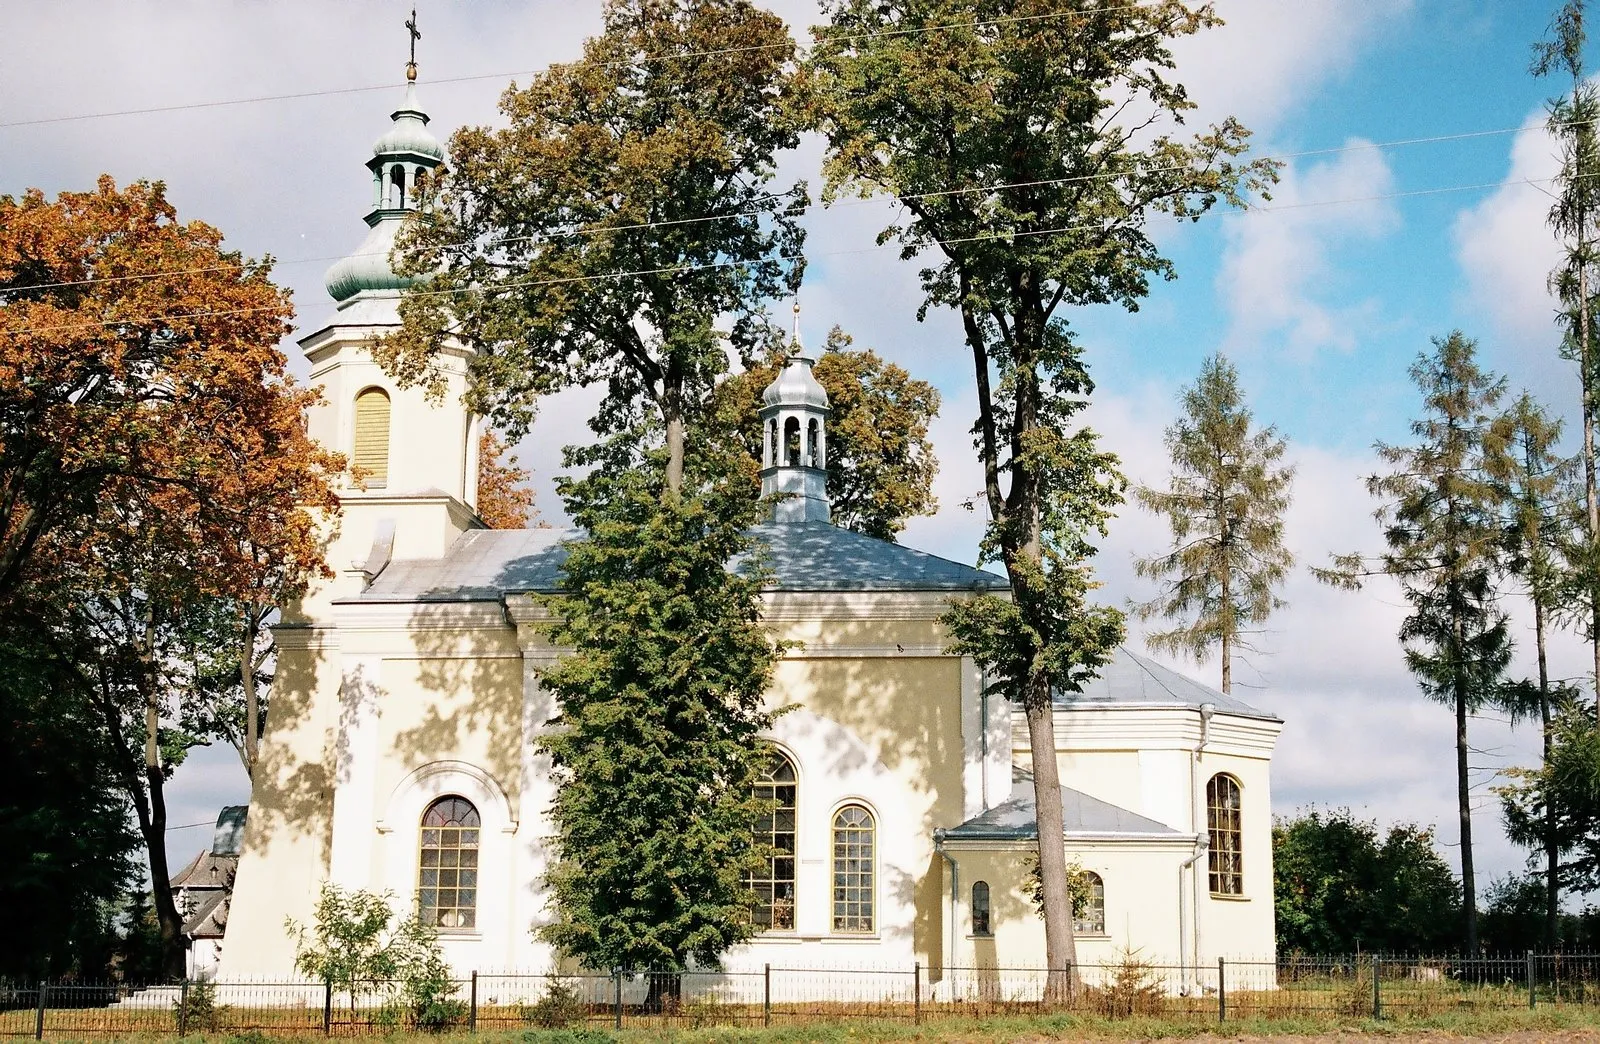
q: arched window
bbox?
[391,165,407,208]
[419,796,479,929]
[831,804,875,933]
[1207,774,1243,895]
[353,388,391,488]
[767,418,778,469]
[806,418,821,467]
[971,881,991,937]
[749,753,797,930]
[1073,871,1105,934]
[783,416,801,467]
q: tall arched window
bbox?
[971,881,991,937]
[1207,774,1243,895]
[750,753,797,930]
[1073,871,1105,934]
[391,164,407,208]
[783,416,801,466]
[806,418,820,467]
[419,796,479,929]
[831,804,875,933]
[353,388,391,488]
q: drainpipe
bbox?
[934,829,958,980]
[979,671,990,810]
[1178,839,1205,991]
[1188,703,1216,990]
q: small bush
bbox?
[174,981,230,1033]
[1084,949,1165,1018]
[522,978,589,1029]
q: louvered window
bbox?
[353,388,391,488]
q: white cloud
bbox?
[1216,144,1399,356]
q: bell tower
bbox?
[295,37,480,615]
[760,304,832,524]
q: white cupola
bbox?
[760,304,832,523]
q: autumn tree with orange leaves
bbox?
[0,177,343,977]
[476,429,536,529]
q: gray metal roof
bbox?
[355,521,1008,602]
[1054,646,1279,722]
[944,775,1180,841]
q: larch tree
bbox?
[1132,354,1294,694]
[1487,393,1577,946]
[0,177,343,975]
[808,0,1275,984]
[1535,0,1600,712]
[712,325,941,540]
[381,0,805,493]
[1320,332,1512,952]
[476,429,537,530]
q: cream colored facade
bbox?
[219,75,1284,982]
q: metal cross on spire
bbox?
[405,6,421,81]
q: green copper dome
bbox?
[325,218,417,302]
[372,82,444,164]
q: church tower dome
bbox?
[760,303,832,524]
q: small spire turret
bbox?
[760,300,832,524]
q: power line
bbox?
[3,119,1569,298]
[0,1,1164,130]
[1,171,1563,340]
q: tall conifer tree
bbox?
[1132,354,1295,694]
[1535,0,1600,711]
[1321,332,1512,951]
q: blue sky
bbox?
[3,0,1593,898]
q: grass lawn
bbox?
[32,1005,1600,1042]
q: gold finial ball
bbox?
[406,61,418,82]
[792,301,800,315]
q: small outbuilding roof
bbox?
[1055,646,1279,722]
[943,772,1181,842]
[354,521,1008,602]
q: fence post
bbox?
[1529,950,1537,1010]
[1217,958,1226,1022]
[913,962,922,1025]
[33,980,46,1042]
[469,970,479,1032]
[1372,957,1381,1021]
[612,969,623,1030]
[178,978,190,1037]
[322,979,332,1035]
[763,963,771,1028]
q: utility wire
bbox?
[1,172,1563,339]
[3,121,1573,297]
[0,1,1165,130]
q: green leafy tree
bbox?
[533,446,783,998]
[1487,392,1580,945]
[1535,0,1600,712]
[1132,354,1295,694]
[1320,332,1512,952]
[808,0,1275,983]
[1273,809,1461,954]
[287,883,461,1026]
[0,622,137,979]
[384,0,805,493]
[712,325,940,539]
[1502,702,1600,901]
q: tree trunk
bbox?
[1219,556,1232,695]
[1535,594,1559,947]
[1580,227,1600,718]
[138,611,187,980]
[1454,615,1478,952]
[1026,686,1080,1002]
[238,607,259,782]
[663,375,685,495]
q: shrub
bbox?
[522,978,589,1029]
[174,980,230,1033]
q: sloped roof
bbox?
[182,890,229,940]
[944,774,1180,841]
[354,521,1008,602]
[1054,646,1279,722]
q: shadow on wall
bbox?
[242,631,334,862]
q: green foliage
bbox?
[711,325,941,539]
[533,448,785,971]
[1502,701,1600,896]
[174,981,230,1033]
[1132,354,1295,693]
[0,622,137,979]
[1272,809,1461,953]
[1022,852,1095,925]
[522,979,590,1029]
[1479,872,1600,952]
[386,0,805,490]
[286,883,460,1023]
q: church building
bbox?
[220,66,1284,984]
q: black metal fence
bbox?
[3,954,1598,1037]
